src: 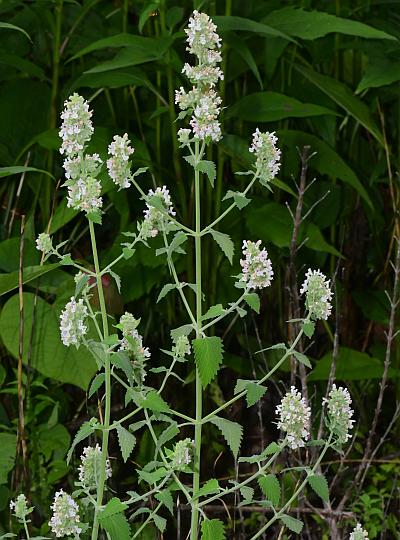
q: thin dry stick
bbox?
[336,237,400,516]
[8,152,30,236]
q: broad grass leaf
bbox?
[0,293,97,389]
[213,15,292,41]
[0,263,60,296]
[72,69,152,91]
[0,166,54,179]
[0,433,16,483]
[227,92,337,122]
[224,33,263,88]
[209,416,243,458]
[0,22,31,40]
[293,66,384,147]
[201,518,225,540]
[357,58,400,93]
[263,7,395,40]
[193,336,224,388]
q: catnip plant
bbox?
[9,10,367,540]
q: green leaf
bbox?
[280,514,304,534]
[225,33,263,88]
[201,519,225,540]
[202,304,226,321]
[213,15,292,41]
[243,293,260,314]
[195,478,220,499]
[193,336,224,388]
[99,498,128,519]
[122,247,135,260]
[0,22,31,41]
[293,66,384,147]
[357,58,400,93]
[227,92,337,122]
[234,379,267,407]
[88,373,105,398]
[116,425,136,463]
[0,293,97,390]
[153,514,167,533]
[293,351,312,369]
[157,283,177,302]
[99,510,130,540]
[141,391,171,413]
[239,485,254,504]
[67,421,96,464]
[223,190,251,210]
[209,416,243,458]
[139,2,159,33]
[308,474,329,503]
[209,229,234,264]
[0,263,60,296]
[0,166,54,179]
[302,320,315,338]
[197,160,216,187]
[263,7,396,40]
[258,474,281,506]
[0,433,16,484]
[155,490,174,515]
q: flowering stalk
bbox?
[88,221,110,540]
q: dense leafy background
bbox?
[0,0,399,538]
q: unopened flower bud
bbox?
[172,335,191,359]
[10,494,32,522]
[173,438,194,469]
[36,232,53,254]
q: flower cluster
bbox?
[60,297,88,347]
[350,523,369,540]
[300,269,333,320]
[60,95,103,215]
[249,129,281,186]
[59,93,93,157]
[276,386,311,449]
[118,312,150,385]
[141,186,176,239]
[107,133,135,189]
[10,494,32,522]
[172,335,191,360]
[172,438,194,469]
[78,444,112,490]
[323,385,354,445]
[36,232,53,254]
[240,240,274,290]
[175,11,223,143]
[49,490,82,538]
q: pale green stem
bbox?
[23,517,30,540]
[101,233,143,275]
[126,474,172,505]
[52,249,96,277]
[201,169,259,235]
[198,444,283,508]
[89,221,111,540]
[191,140,203,539]
[132,502,163,538]
[83,294,103,342]
[202,316,309,423]
[201,290,248,332]
[250,436,333,540]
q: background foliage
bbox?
[0,0,399,537]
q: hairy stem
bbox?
[89,221,111,540]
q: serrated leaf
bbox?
[195,478,220,499]
[258,474,281,506]
[293,351,312,369]
[223,190,251,210]
[308,474,329,503]
[67,421,96,464]
[99,510,130,540]
[234,379,267,407]
[156,422,179,450]
[116,425,136,463]
[239,485,254,504]
[169,232,188,254]
[193,336,224,388]
[302,320,315,338]
[109,270,121,293]
[111,351,134,382]
[183,154,196,167]
[122,247,135,260]
[99,498,128,519]
[243,293,260,313]
[157,283,177,303]
[155,489,174,514]
[153,514,167,533]
[209,416,243,458]
[197,160,216,187]
[75,273,90,296]
[202,304,226,321]
[141,390,171,413]
[280,514,303,534]
[238,442,281,463]
[170,324,193,341]
[201,519,225,540]
[88,373,105,398]
[209,229,234,265]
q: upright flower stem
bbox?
[191,141,203,539]
[88,221,111,540]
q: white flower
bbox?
[107,133,135,189]
[350,523,369,540]
[240,240,274,290]
[323,384,354,444]
[141,186,176,239]
[300,269,333,320]
[185,10,221,58]
[66,176,102,214]
[9,494,31,521]
[59,93,93,157]
[49,490,82,538]
[78,444,112,490]
[249,129,281,185]
[36,232,53,254]
[60,297,88,347]
[118,313,150,385]
[172,438,194,469]
[276,386,311,449]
